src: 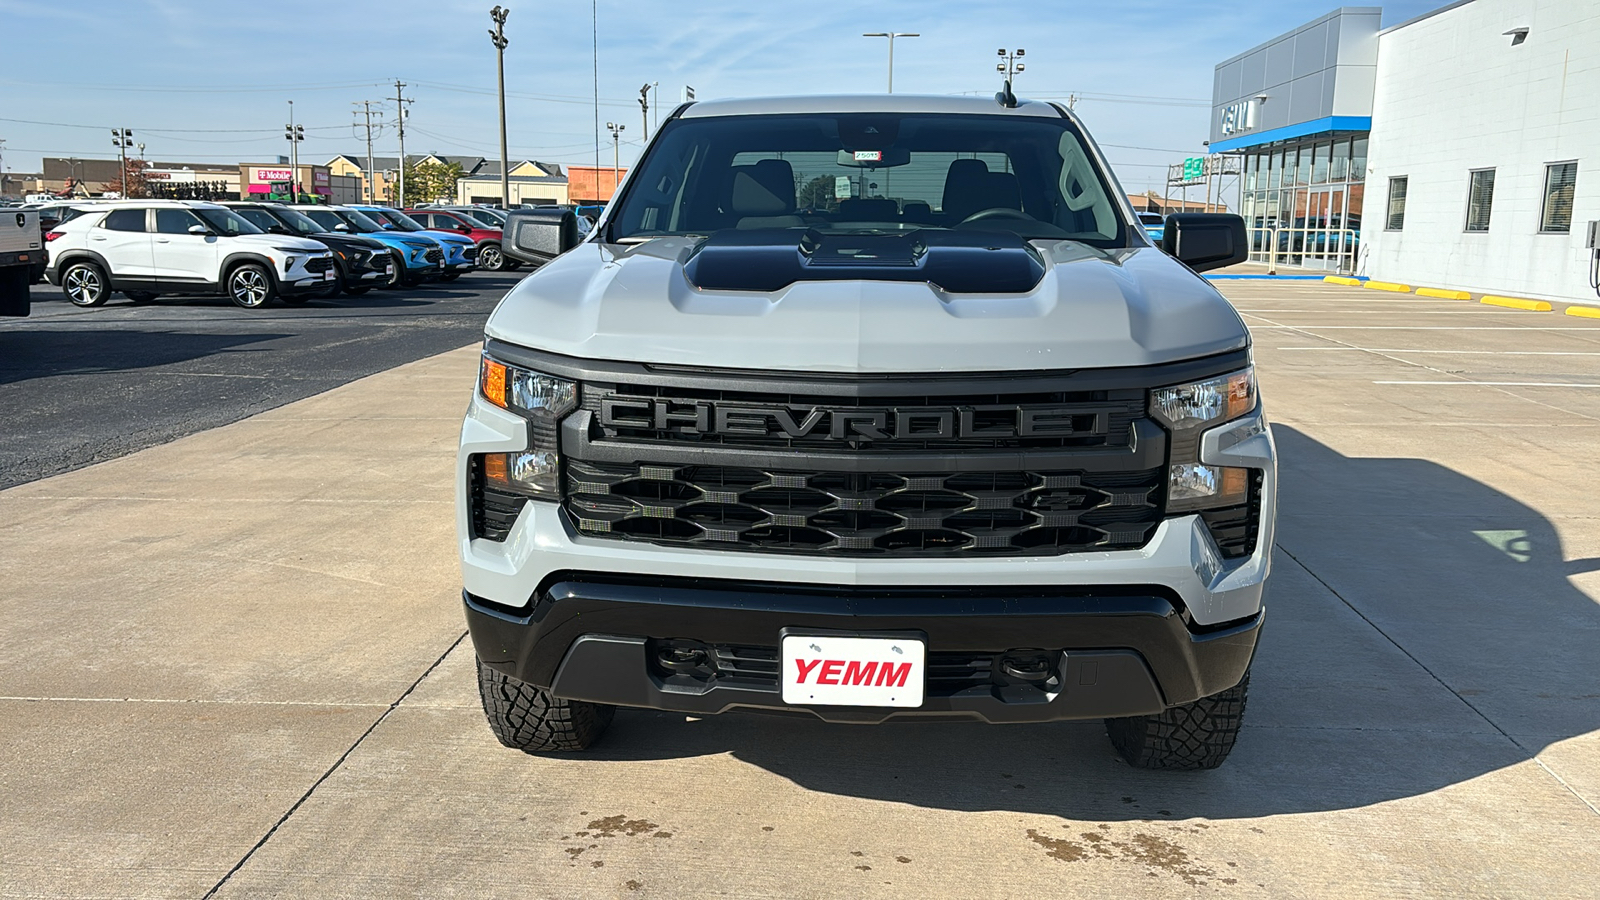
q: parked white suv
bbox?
[44,200,334,309]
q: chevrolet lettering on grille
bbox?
[598,398,1105,442]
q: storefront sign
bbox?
[1220,100,1256,135]
[251,167,294,183]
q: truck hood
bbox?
[484,237,1250,374]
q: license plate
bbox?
[322,268,335,280]
[780,634,925,708]
[385,264,395,276]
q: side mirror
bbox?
[187,224,212,236]
[1160,213,1248,272]
[333,222,351,233]
[267,225,291,235]
[503,208,580,267]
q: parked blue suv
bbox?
[293,205,444,287]
[352,206,477,282]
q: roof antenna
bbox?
[995,48,1024,108]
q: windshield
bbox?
[276,207,327,234]
[315,209,385,233]
[608,112,1127,246]
[194,208,263,236]
[364,208,425,232]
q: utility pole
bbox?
[489,6,510,208]
[605,121,624,200]
[353,101,384,203]
[393,80,412,205]
[863,33,918,93]
[284,101,304,201]
[111,128,133,198]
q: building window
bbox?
[1330,139,1349,182]
[1386,177,1408,230]
[1351,138,1367,182]
[1540,162,1577,233]
[1312,142,1331,184]
[1465,168,1496,232]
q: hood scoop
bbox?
[682,227,1046,294]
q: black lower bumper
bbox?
[464,574,1261,725]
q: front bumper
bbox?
[466,577,1262,723]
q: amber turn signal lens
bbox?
[482,452,510,486]
[480,356,508,409]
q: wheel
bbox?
[225,263,275,309]
[478,243,506,271]
[124,290,159,304]
[1105,672,1249,770]
[476,656,613,753]
[62,262,110,307]
[440,271,462,282]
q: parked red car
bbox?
[404,208,513,271]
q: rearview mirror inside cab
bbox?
[504,208,580,268]
[1160,213,1248,273]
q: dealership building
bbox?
[1211,0,1598,304]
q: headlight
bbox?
[474,354,577,500]
[1150,368,1256,431]
[1151,367,1258,515]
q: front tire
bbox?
[226,263,275,309]
[476,657,613,753]
[62,262,110,307]
[1105,672,1249,770]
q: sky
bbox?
[0,0,1443,195]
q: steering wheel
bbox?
[959,207,1034,225]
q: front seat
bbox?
[733,159,803,229]
[941,158,991,223]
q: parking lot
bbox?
[0,276,516,489]
[2,278,1598,898]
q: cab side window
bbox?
[236,209,280,232]
[101,209,148,232]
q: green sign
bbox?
[1183,157,1205,180]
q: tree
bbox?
[392,160,465,206]
[99,157,151,199]
[796,174,841,212]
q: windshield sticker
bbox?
[852,150,883,162]
[834,176,853,200]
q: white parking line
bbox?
[1277,347,1600,356]
[1374,381,1600,388]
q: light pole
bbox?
[285,101,304,201]
[111,128,133,197]
[638,83,651,142]
[489,6,510,208]
[605,121,625,201]
[997,48,1026,85]
[862,32,918,93]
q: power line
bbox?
[0,78,386,95]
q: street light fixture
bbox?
[111,128,134,198]
[996,48,1025,107]
[862,32,919,93]
[605,121,625,200]
[489,6,511,208]
[284,101,305,201]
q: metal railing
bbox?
[1249,226,1361,275]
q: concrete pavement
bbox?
[2,281,1598,898]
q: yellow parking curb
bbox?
[1481,295,1553,312]
[1364,281,1412,293]
[1416,287,1472,300]
[1324,276,1363,286]
[1566,305,1600,319]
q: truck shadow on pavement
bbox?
[579,425,1600,820]
[0,329,290,385]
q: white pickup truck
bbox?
[1,208,43,317]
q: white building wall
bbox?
[1362,0,1600,304]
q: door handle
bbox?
[156,238,172,243]
[91,235,106,241]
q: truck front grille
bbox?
[703,645,1005,695]
[565,461,1163,557]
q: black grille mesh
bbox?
[305,257,333,273]
[705,645,1004,695]
[566,461,1163,557]
[424,247,444,264]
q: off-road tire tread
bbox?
[476,657,613,753]
[1105,673,1249,770]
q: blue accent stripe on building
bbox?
[1209,116,1372,153]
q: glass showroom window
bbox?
[1465,169,1496,232]
[1386,177,1408,230]
[1541,162,1577,233]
